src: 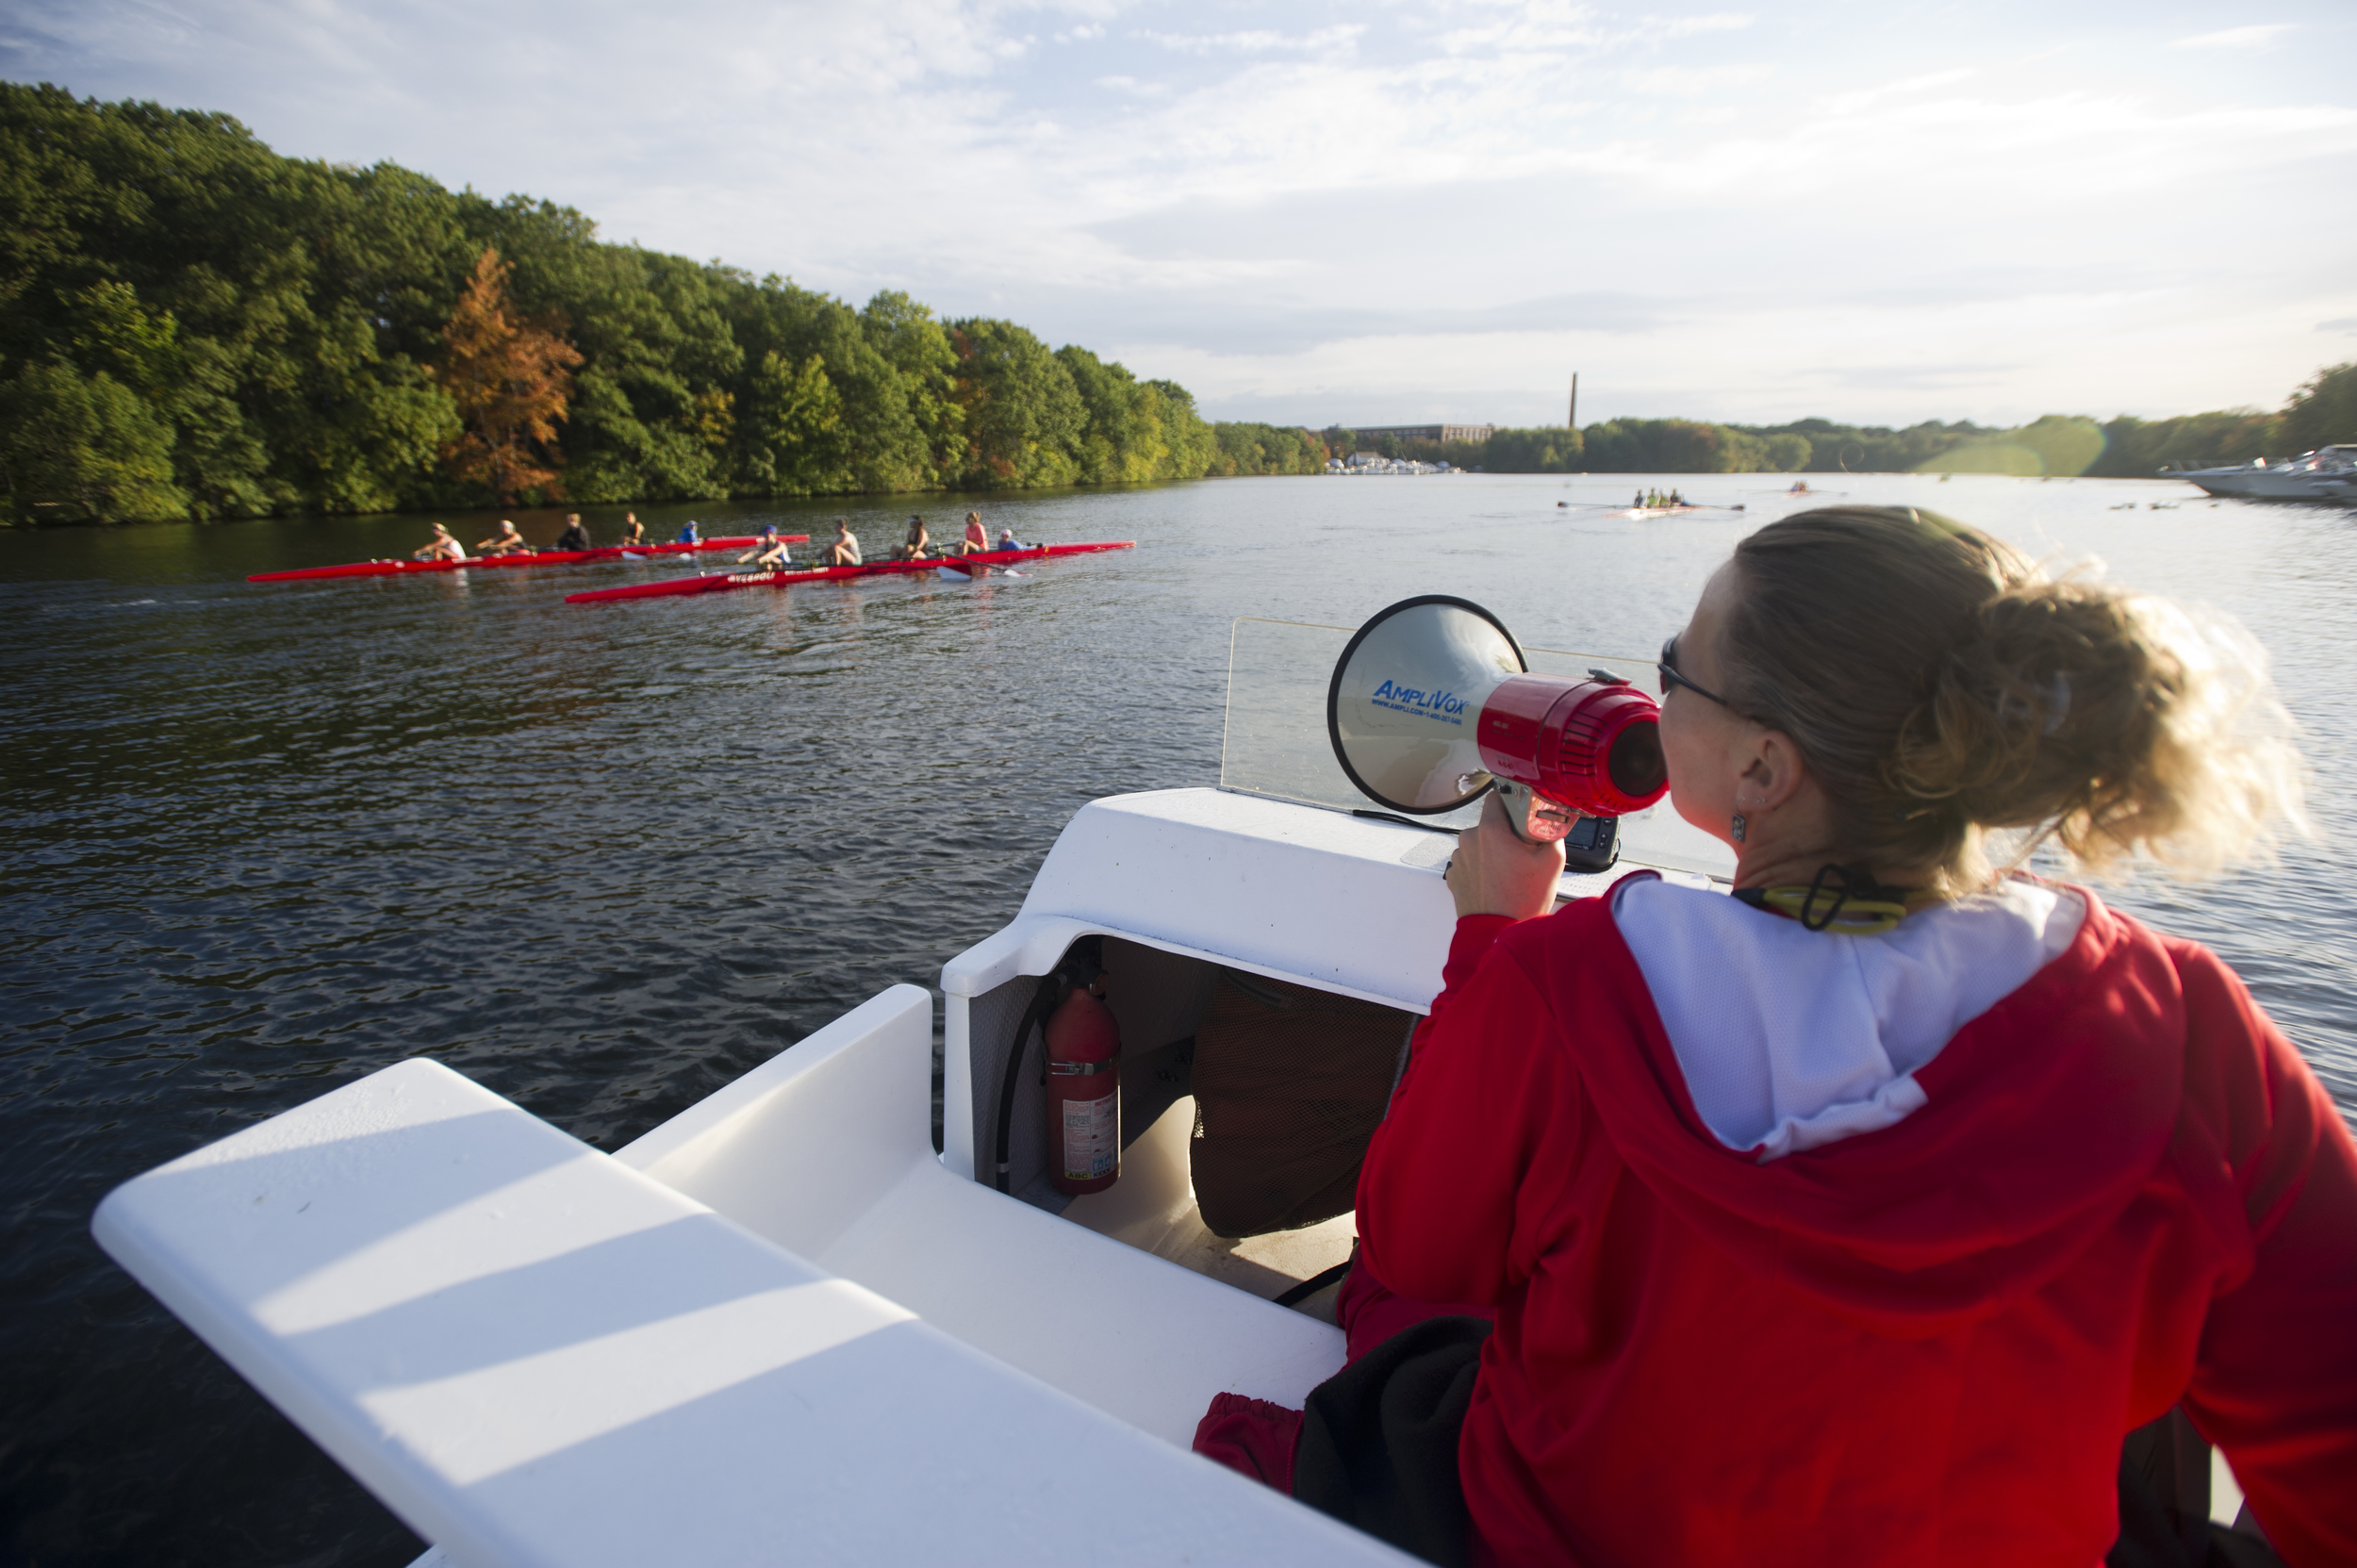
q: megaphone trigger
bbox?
[1493,780,1577,845]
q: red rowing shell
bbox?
[247,536,808,583]
[564,542,1136,605]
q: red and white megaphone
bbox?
[1327,596,1668,850]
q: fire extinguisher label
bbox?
[1062,1091,1118,1181]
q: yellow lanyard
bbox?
[1730,864,1939,935]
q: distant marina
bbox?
[1324,452,1464,475]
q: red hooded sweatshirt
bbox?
[1356,882,2357,1567]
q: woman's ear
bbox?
[1736,728,1811,816]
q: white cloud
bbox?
[1140,25,1362,55]
[4,0,2352,428]
[2171,25,2295,50]
[1620,62,1773,97]
[1820,68,1976,116]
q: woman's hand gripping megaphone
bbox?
[1442,790,1568,922]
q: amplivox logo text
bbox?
[1370,680,1468,724]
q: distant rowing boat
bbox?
[247,536,806,584]
[565,541,1137,605]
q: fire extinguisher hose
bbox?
[991,971,1063,1194]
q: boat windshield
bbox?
[1220,617,1734,879]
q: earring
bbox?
[1731,812,1747,843]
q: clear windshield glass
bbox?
[1221,617,1736,880]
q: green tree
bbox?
[2090,410,2279,476]
[950,319,1084,488]
[0,359,187,521]
[860,290,963,481]
[1483,426,1584,472]
[2281,362,2357,454]
[1208,422,1323,476]
[1914,416,2103,477]
[1152,383,1220,477]
[736,350,848,495]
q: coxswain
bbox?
[1633,490,1645,508]
[553,513,592,553]
[960,511,988,556]
[897,515,931,561]
[474,520,528,555]
[1191,505,2354,1563]
[618,513,645,547]
[676,520,701,546]
[1789,480,1810,494]
[997,527,1025,552]
[738,525,793,568]
[412,523,467,562]
[828,518,862,567]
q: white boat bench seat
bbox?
[610,985,1352,1448]
[95,985,1407,1566]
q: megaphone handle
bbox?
[1492,781,1576,845]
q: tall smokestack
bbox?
[1568,372,1578,431]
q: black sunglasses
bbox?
[1657,635,1734,710]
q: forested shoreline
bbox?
[3,82,2350,526]
[0,84,1324,526]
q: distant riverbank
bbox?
[7,83,2349,528]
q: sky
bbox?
[5,0,2354,432]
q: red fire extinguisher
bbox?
[1046,972,1121,1196]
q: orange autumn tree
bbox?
[437,247,583,503]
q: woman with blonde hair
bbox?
[1198,506,2356,1566]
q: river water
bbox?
[3,474,2350,1564]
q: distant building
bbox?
[1342,422,1495,445]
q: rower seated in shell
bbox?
[895,515,931,561]
[474,520,528,555]
[827,519,861,567]
[412,523,467,562]
[737,526,793,568]
[552,513,591,553]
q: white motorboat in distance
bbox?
[2163,445,2357,503]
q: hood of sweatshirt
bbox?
[1512,881,2189,1339]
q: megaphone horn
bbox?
[1327,596,1669,847]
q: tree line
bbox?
[0,84,1326,525]
[6,85,2349,525]
[1351,364,2354,479]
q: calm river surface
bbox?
[4,473,2352,1564]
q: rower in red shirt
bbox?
[1198,505,2357,1568]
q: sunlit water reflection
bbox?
[3,473,2349,1563]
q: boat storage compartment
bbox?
[936,790,1724,1311]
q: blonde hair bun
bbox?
[1722,506,2306,884]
